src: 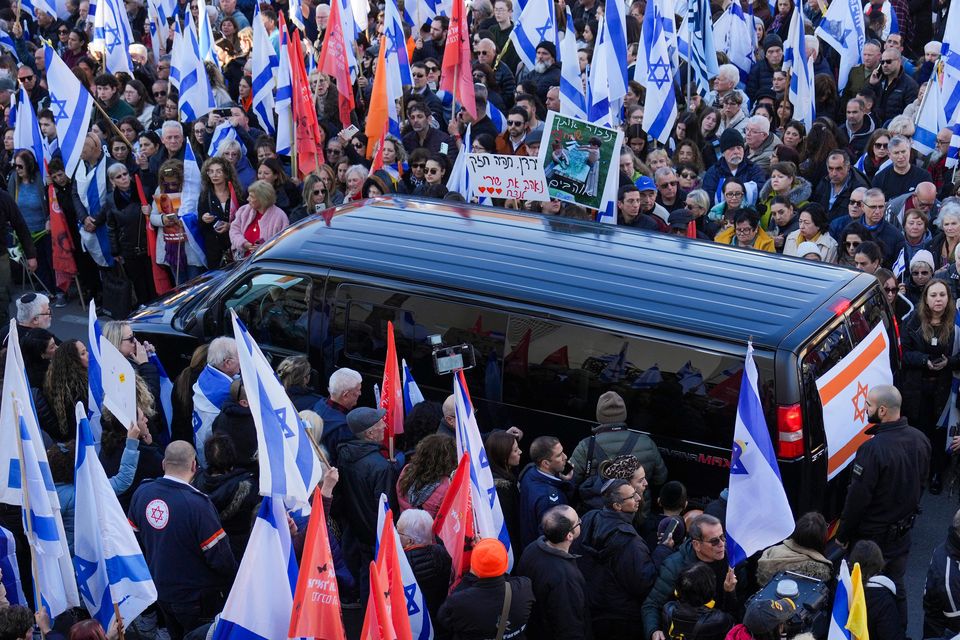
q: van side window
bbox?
[501,317,762,448]
[801,323,852,380]
[847,290,889,344]
[222,272,311,352]
[335,284,508,399]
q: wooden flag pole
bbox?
[113,603,126,640]
[91,99,135,151]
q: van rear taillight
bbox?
[777,404,804,459]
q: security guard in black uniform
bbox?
[836,384,930,588]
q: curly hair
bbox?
[599,454,642,480]
[44,340,88,442]
[398,434,457,495]
[277,355,312,389]
[199,155,244,202]
[46,441,76,484]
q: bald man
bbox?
[475,37,517,103]
[129,441,237,639]
[836,385,929,591]
[886,181,939,228]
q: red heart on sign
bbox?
[477,186,486,193]
[495,188,503,195]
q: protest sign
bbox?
[537,111,623,212]
[466,154,549,202]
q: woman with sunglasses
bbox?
[100,320,167,444]
[198,156,244,268]
[837,222,873,269]
[10,150,56,293]
[904,249,935,305]
[874,268,913,324]
[860,129,891,181]
[415,155,449,197]
[106,163,156,306]
[289,174,330,223]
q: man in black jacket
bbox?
[923,510,960,638]
[868,49,919,124]
[517,505,591,640]
[836,385,930,590]
[0,188,36,326]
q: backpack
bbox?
[576,430,643,510]
[663,601,734,640]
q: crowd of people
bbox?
[0,0,956,637]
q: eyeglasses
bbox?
[735,226,755,234]
[685,203,702,209]
[153,90,166,97]
[916,200,935,208]
[617,492,641,503]
[426,167,441,175]
[862,203,885,211]
[880,59,896,64]
[411,162,425,169]
[122,334,137,343]
[725,191,744,198]
[696,534,726,547]
[58,28,68,34]
[659,180,678,188]
[680,172,697,179]
[411,72,425,78]
[18,75,33,82]
[849,199,862,207]
[507,120,525,127]
[912,270,931,276]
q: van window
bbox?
[334,284,508,398]
[222,272,311,352]
[501,316,772,448]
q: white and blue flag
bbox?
[686,0,718,95]
[402,358,425,413]
[587,17,612,126]
[177,12,216,122]
[713,3,755,83]
[169,19,183,90]
[289,0,305,30]
[726,341,794,567]
[75,152,115,268]
[74,403,157,630]
[20,0,57,21]
[207,121,248,158]
[251,2,278,136]
[638,0,678,143]
[179,140,208,268]
[0,526,26,606]
[385,0,413,102]
[13,87,45,184]
[559,8,588,120]
[232,312,323,508]
[783,4,815,129]
[453,371,513,570]
[509,0,558,71]
[404,0,438,29]
[88,302,104,444]
[913,75,946,157]
[815,0,865,93]
[212,497,298,640]
[43,43,92,177]
[487,101,507,135]
[197,0,220,66]
[446,125,490,205]
[828,559,853,640]
[149,354,174,443]
[92,0,134,75]
[604,0,629,111]
[192,363,233,468]
[0,29,18,61]
[377,495,433,640]
[275,18,293,157]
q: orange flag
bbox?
[288,487,347,640]
[380,320,404,456]
[433,453,474,590]
[365,36,390,158]
[375,512,413,640]
[360,561,398,640]
[439,0,476,119]
[686,220,697,239]
[318,0,356,128]
[289,20,326,177]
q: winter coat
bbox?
[437,574,535,640]
[756,538,834,585]
[923,527,960,638]
[100,440,163,513]
[813,171,870,221]
[745,60,780,103]
[859,217,906,269]
[714,225,777,252]
[493,467,522,559]
[569,423,669,489]
[866,575,906,640]
[925,232,959,271]
[106,188,149,259]
[211,400,259,469]
[229,203,288,254]
[192,467,259,559]
[747,133,782,173]
[783,230,839,263]
[336,439,400,546]
[899,313,960,430]
[285,384,324,412]
[874,70,920,124]
[757,177,812,229]
[396,466,451,517]
[516,538,592,640]
[406,544,452,622]
[518,465,572,549]
[701,158,769,207]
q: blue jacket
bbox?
[518,464,571,549]
[860,216,906,269]
[701,157,768,207]
[313,398,351,466]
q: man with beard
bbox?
[926,128,953,194]
[517,41,561,101]
[835,385,929,593]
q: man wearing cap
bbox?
[746,35,784,103]
[701,129,768,207]
[516,41,561,101]
[727,597,798,640]
[516,505,590,640]
[616,184,666,231]
[336,407,400,569]
[569,391,668,502]
[437,539,535,639]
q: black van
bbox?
[131,196,899,519]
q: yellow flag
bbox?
[846,562,870,640]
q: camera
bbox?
[429,334,476,375]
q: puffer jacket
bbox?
[405,544,452,621]
[757,177,812,230]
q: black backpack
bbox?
[575,429,643,510]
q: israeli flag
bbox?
[192,364,233,468]
[687,0,719,96]
[510,0,558,71]
[446,125,489,204]
[43,44,92,177]
[914,76,946,157]
[487,101,507,135]
[197,0,220,67]
[75,152,115,268]
[177,11,216,122]
[15,409,80,618]
[452,371,514,570]
[289,0,305,30]
[252,2,278,136]
[87,302,104,445]
[377,495,433,640]
[0,526,26,606]
[149,354,174,442]
[232,312,323,508]
[559,9,588,120]
[147,8,163,66]
[207,121,248,158]
[337,0,361,82]
[13,87,45,185]
[815,0,865,93]
[402,358,425,413]
[783,4,815,129]
[726,341,794,567]
[713,3,755,84]
[828,560,853,640]
[892,247,907,279]
[20,0,57,20]
[179,140,207,267]
[588,17,613,126]
[639,0,678,144]
[0,29,19,61]
[403,0,437,28]
[604,0,629,109]
[74,404,157,630]
[212,497,298,640]
[385,0,413,102]
[92,0,134,76]
[275,17,293,157]
[169,19,183,90]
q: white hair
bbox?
[926,41,943,54]
[717,64,739,84]
[328,368,362,396]
[16,293,49,324]
[207,337,238,370]
[128,43,148,57]
[804,35,819,56]
[397,509,435,546]
[161,120,183,136]
[745,115,770,134]
[937,199,960,230]
[345,165,369,184]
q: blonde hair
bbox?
[247,180,277,208]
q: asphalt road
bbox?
[23,286,960,640]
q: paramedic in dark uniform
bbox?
[129,441,238,640]
[835,384,930,591]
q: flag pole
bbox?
[113,603,126,640]
[14,405,46,640]
[91,99,135,151]
[686,2,693,107]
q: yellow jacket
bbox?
[714,226,777,253]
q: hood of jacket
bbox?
[760,176,813,204]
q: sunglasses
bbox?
[845,241,861,248]
[426,66,438,72]
[659,180,678,188]
[849,200,863,206]
[874,142,888,149]
[507,120,525,127]
[411,72,425,78]
[881,59,896,64]
[411,162,425,169]
[883,287,899,293]
[122,334,137,343]
[19,75,34,82]
[912,269,932,276]
[154,91,166,97]
[14,164,24,169]
[426,167,441,174]
[680,172,697,179]
[313,189,326,196]
[114,171,130,178]
[697,534,726,546]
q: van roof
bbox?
[258,196,868,348]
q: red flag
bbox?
[433,453,474,590]
[686,220,697,239]
[318,0,356,129]
[439,0,476,119]
[504,328,531,376]
[360,561,398,640]
[365,36,390,159]
[288,487,347,640]
[48,184,77,293]
[290,21,326,178]
[541,346,569,368]
[380,320,404,457]
[135,175,173,297]
[375,512,413,640]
